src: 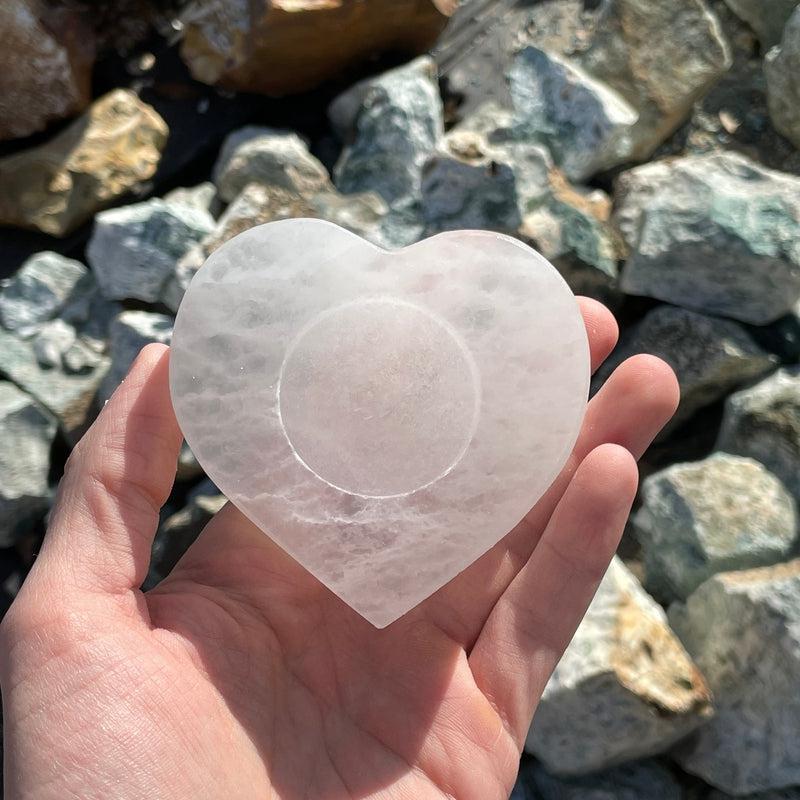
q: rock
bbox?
[0,382,56,546]
[724,0,798,48]
[717,368,800,502]
[420,130,526,234]
[164,182,390,310]
[616,152,800,325]
[0,0,94,140]
[765,7,800,150]
[332,56,444,213]
[148,479,225,584]
[520,173,619,302]
[579,0,731,159]
[634,453,797,603]
[213,126,331,204]
[87,199,214,303]
[100,311,173,402]
[0,309,112,443]
[508,46,637,181]
[709,789,800,800]
[593,306,777,428]
[177,441,204,482]
[513,758,684,800]
[669,561,800,794]
[0,252,91,332]
[525,557,712,775]
[0,90,169,236]
[163,182,221,217]
[179,0,452,95]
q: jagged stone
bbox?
[508,46,637,181]
[579,0,731,159]
[0,0,94,140]
[0,252,91,332]
[100,311,173,403]
[765,7,800,150]
[179,0,451,95]
[213,126,331,203]
[0,90,168,236]
[525,557,712,775]
[716,368,800,502]
[0,382,56,546]
[592,306,777,428]
[724,0,797,48]
[670,561,800,794]
[634,453,797,603]
[617,152,800,324]
[87,199,214,303]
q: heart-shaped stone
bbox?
[170,218,589,627]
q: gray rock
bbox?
[513,758,684,800]
[634,453,798,603]
[765,7,800,150]
[710,788,800,800]
[148,480,225,583]
[579,0,731,159]
[508,46,637,181]
[0,252,90,331]
[100,311,173,402]
[670,560,800,794]
[724,0,798,48]
[0,382,56,546]
[525,557,712,776]
[421,130,525,234]
[617,152,800,324]
[177,441,205,482]
[163,182,221,217]
[213,126,331,204]
[593,306,778,428]
[332,56,443,219]
[87,199,214,303]
[520,177,619,302]
[717,368,800,501]
[0,321,110,443]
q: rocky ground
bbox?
[2,0,800,797]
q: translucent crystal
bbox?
[170,219,589,627]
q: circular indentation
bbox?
[277,298,480,498]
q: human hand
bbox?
[0,297,678,800]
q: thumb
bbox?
[35,344,182,594]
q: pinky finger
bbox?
[468,443,638,747]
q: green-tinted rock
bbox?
[765,7,800,150]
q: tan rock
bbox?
[525,557,712,775]
[0,90,168,236]
[179,0,454,95]
[0,0,94,141]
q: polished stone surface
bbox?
[170,219,589,626]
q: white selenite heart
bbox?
[170,218,589,627]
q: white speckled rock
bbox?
[716,368,800,502]
[616,152,800,324]
[670,561,800,794]
[213,126,331,204]
[765,7,800,150]
[170,218,589,627]
[633,453,797,603]
[88,199,214,303]
[525,557,711,775]
[0,382,56,546]
[508,46,637,181]
[0,252,90,331]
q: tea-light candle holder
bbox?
[170,218,589,627]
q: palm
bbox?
[1,299,678,800]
